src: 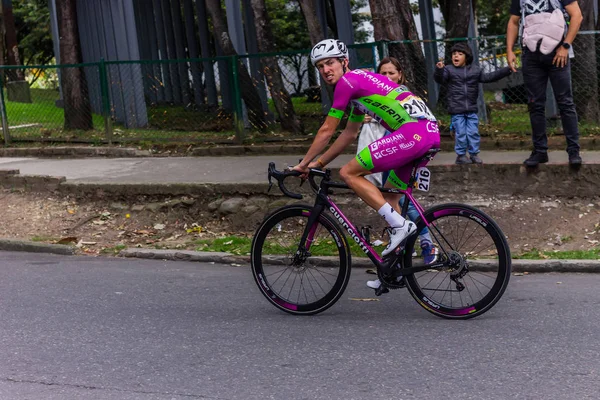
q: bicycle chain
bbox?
[377,265,406,290]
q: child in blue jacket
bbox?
[434,42,511,164]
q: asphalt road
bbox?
[0,252,598,399]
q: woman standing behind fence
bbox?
[355,57,438,273]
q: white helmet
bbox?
[310,39,348,66]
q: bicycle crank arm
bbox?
[395,261,446,276]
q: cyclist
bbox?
[292,39,440,287]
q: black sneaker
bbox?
[455,155,471,164]
[470,154,483,164]
[568,151,582,165]
[523,151,549,167]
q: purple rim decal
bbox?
[274,298,298,311]
[448,306,476,316]
[420,297,476,316]
[432,209,462,218]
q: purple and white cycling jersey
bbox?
[327,69,440,188]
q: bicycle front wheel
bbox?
[403,203,511,319]
[251,204,352,315]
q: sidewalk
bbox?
[0,149,598,185]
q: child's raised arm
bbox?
[479,66,511,83]
[433,61,448,84]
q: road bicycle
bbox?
[250,149,511,319]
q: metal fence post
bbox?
[98,58,113,144]
[0,74,10,145]
[381,40,389,58]
[230,55,244,143]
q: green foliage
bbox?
[4,88,103,133]
[428,0,511,37]
[268,0,311,51]
[193,235,371,257]
[266,0,372,51]
[515,248,600,260]
[349,0,372,44]
[13,0,54,66]
[476,0,512,37]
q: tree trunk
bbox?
[2,0,24,81]
[205,0,268,131]
[369,0,427,99]
[296,0,324,45]
[572,0,600,122]
[0,4,6,69]
[56,0,93,131]
[250,0,303,134]
[438,0,471,60]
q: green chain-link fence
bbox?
[1,33,599,145]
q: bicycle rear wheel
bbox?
[403,203,511,319]
[251,204,351,315]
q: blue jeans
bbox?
[399,197,429,235]
[521,48,579,154]
[451,113,479,155]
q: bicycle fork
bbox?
[293,203,326,264]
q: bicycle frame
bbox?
[295,163,442,277]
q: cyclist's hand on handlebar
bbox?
[291,163,309,179]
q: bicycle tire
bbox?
[251,204,352,315]
[403,203,511,319]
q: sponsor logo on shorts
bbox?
[399,141,415,151]
[413,134,422,142]
[369,134,405,152]
[373,146,398,160]
[426,121,439,133]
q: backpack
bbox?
[519,0,569,37]
[519,0,571,55]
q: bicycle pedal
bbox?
[374,286,389,296]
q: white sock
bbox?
[377,203,407,228]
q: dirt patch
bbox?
[0,189,599,257]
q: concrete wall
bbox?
[76,0,148,128]
[49,0,148,128]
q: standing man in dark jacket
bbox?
[506,0,583,166]
[434,42,511,164]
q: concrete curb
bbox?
[1,136,598,158]
[0,239,75,255]
[1,243,597,273]
[119,248,600,273]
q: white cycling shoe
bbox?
[366,279,382,289]
[381,222,417,257]
[366,275,404,291]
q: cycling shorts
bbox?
[355,120,440,190]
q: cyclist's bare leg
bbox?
[382,180,403,214]
[339,158,391,210]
